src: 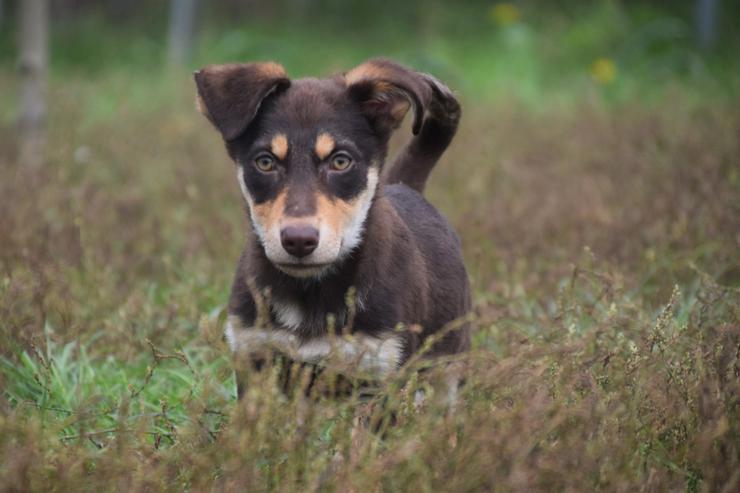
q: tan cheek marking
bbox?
[316,194,363,234]
[271,134,288,160]
[315,133,335,160]
[252,191,287,232]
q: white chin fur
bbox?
[274,263,333,279]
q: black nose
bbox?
[280,225,319,258]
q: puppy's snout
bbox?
[280,225,319,258]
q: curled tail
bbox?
[383,73,461,195]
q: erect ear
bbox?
[343,58,434,138]
[194,62,290,141]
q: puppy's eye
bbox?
[254,154,275,172]
[330,152,353,171]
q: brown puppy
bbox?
[195,58,469,395]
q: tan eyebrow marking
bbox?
[315,133,335,160]
[271,134,288,160]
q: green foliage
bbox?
[1,1,738,105]
[1,326,232,449]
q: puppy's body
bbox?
[227,183,470,362]
[195,59,469,390]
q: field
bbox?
[1,3,739,491]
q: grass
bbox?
[1,3,739,491]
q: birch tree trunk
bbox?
[18,0,49,168]
[696,0,720,50]
[167,0,199,66]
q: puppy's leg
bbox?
[234,352,269,399]
[384,74,461,194]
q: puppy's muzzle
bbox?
[280,225,319,258]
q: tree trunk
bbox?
[18,0,49,168]
[696,0,720,50]
[167,0,199,67]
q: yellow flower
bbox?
[591,57,617,85]
[489,3,520,26]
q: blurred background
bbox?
[0,3,739,489]
[3,1,740,111]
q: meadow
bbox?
[1,3,739,491]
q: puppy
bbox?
[194,58,470,396]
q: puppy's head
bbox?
[195,59,433,278]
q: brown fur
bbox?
[194,58,469,396]
[343,62,393,85]
[342,59,432,135]
[195,62,290,141]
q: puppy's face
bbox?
[234,80,381,278]
[195,59,433,278]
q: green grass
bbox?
[1,325,232,447]
[1,3,739,491]
[1,258,737,490]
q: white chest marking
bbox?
[225,315,403,377]
[270,299,304,331]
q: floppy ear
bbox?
[194,62,290,141]
[344,58,434,138]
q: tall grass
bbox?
[1,4,739,491]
